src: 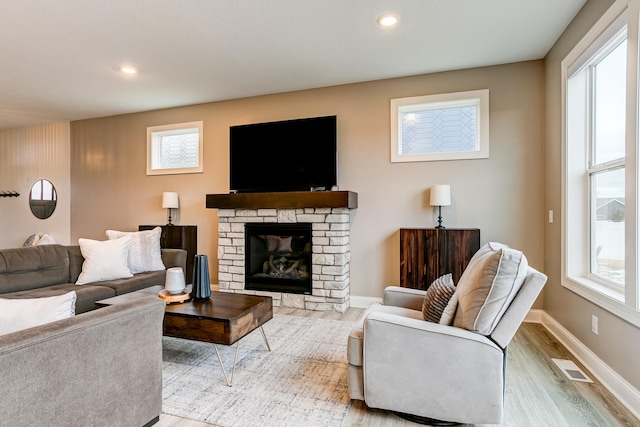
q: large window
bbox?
[563,2,640,325]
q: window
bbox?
[563,2,640,325]
[390,89,489,162]
[147,121,203,175]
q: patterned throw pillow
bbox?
[105,227,165,274]
[23,234,40,247]
[422,273,456,323]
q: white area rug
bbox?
[162,314,354,427]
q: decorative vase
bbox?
[192,254,211,300]
[165,267,186,294]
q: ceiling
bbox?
[0,0,586,130]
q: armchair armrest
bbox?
[382,286,425,310]
[362,311,505,423]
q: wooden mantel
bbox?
[206,191,358,209]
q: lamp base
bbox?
[435,206,445,229]
[167,208,174,225]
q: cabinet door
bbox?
[400,229,429,290]
[444,229,480,284]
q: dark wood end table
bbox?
[96,286,273,386]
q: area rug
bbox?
[162,314,354,427]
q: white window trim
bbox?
[561,0,640,328]
[390,89,489,163]
[146,121,204,175]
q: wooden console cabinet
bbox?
[139,225,197,284]
[400,228,480,290]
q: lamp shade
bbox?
[430,185,451,206]
[162,192,179,209]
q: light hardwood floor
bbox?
[157,306,639,427]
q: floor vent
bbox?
[552,358,593,383]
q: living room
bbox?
[2,0,640,426]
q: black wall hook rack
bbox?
[0,191,20,197]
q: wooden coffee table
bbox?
[96,286,273,386]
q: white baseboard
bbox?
[524,308,544,323]
[350,295,382,308]
[535,311,640,420]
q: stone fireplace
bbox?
[206,191,357,312]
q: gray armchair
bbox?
[347,243,547,425]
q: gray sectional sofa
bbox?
[0,244,186,313]
[0,296,165,427]
[0,243,188,427]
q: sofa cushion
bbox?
[76,236,133,285]
[0,245,71,294]
[422,273,456,323]
[453,242,528,335]
[96,270,167,296]
[0,291,76,335]
[106,227,165,274]
[0,284,116,314]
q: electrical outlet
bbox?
[592,315,599,335]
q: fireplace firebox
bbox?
[245,223,312,294]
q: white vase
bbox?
[165,267,186,294]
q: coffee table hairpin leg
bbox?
[213,325,271,387]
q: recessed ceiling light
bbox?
[119,65,137,75]
[377,14,398,28]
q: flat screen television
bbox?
[229,115,337,193]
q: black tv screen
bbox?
[229,115,337,193]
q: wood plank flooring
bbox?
[157,306,639,427]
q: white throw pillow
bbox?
[76,236,133,285]
[0,291,76,335]
[105,227,165,274]
[35,233,57,245]
[452,242,528,335]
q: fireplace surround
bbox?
[206,191,357,312]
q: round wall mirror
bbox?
[29,179,57,219]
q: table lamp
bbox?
[162,192,179,225]
[430,185,451,229]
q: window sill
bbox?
[563,276,640,328]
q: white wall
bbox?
[0,122,71,248]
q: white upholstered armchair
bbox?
[347,242,547,425]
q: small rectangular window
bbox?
[390,89,489,162]
[147,121,203,175]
